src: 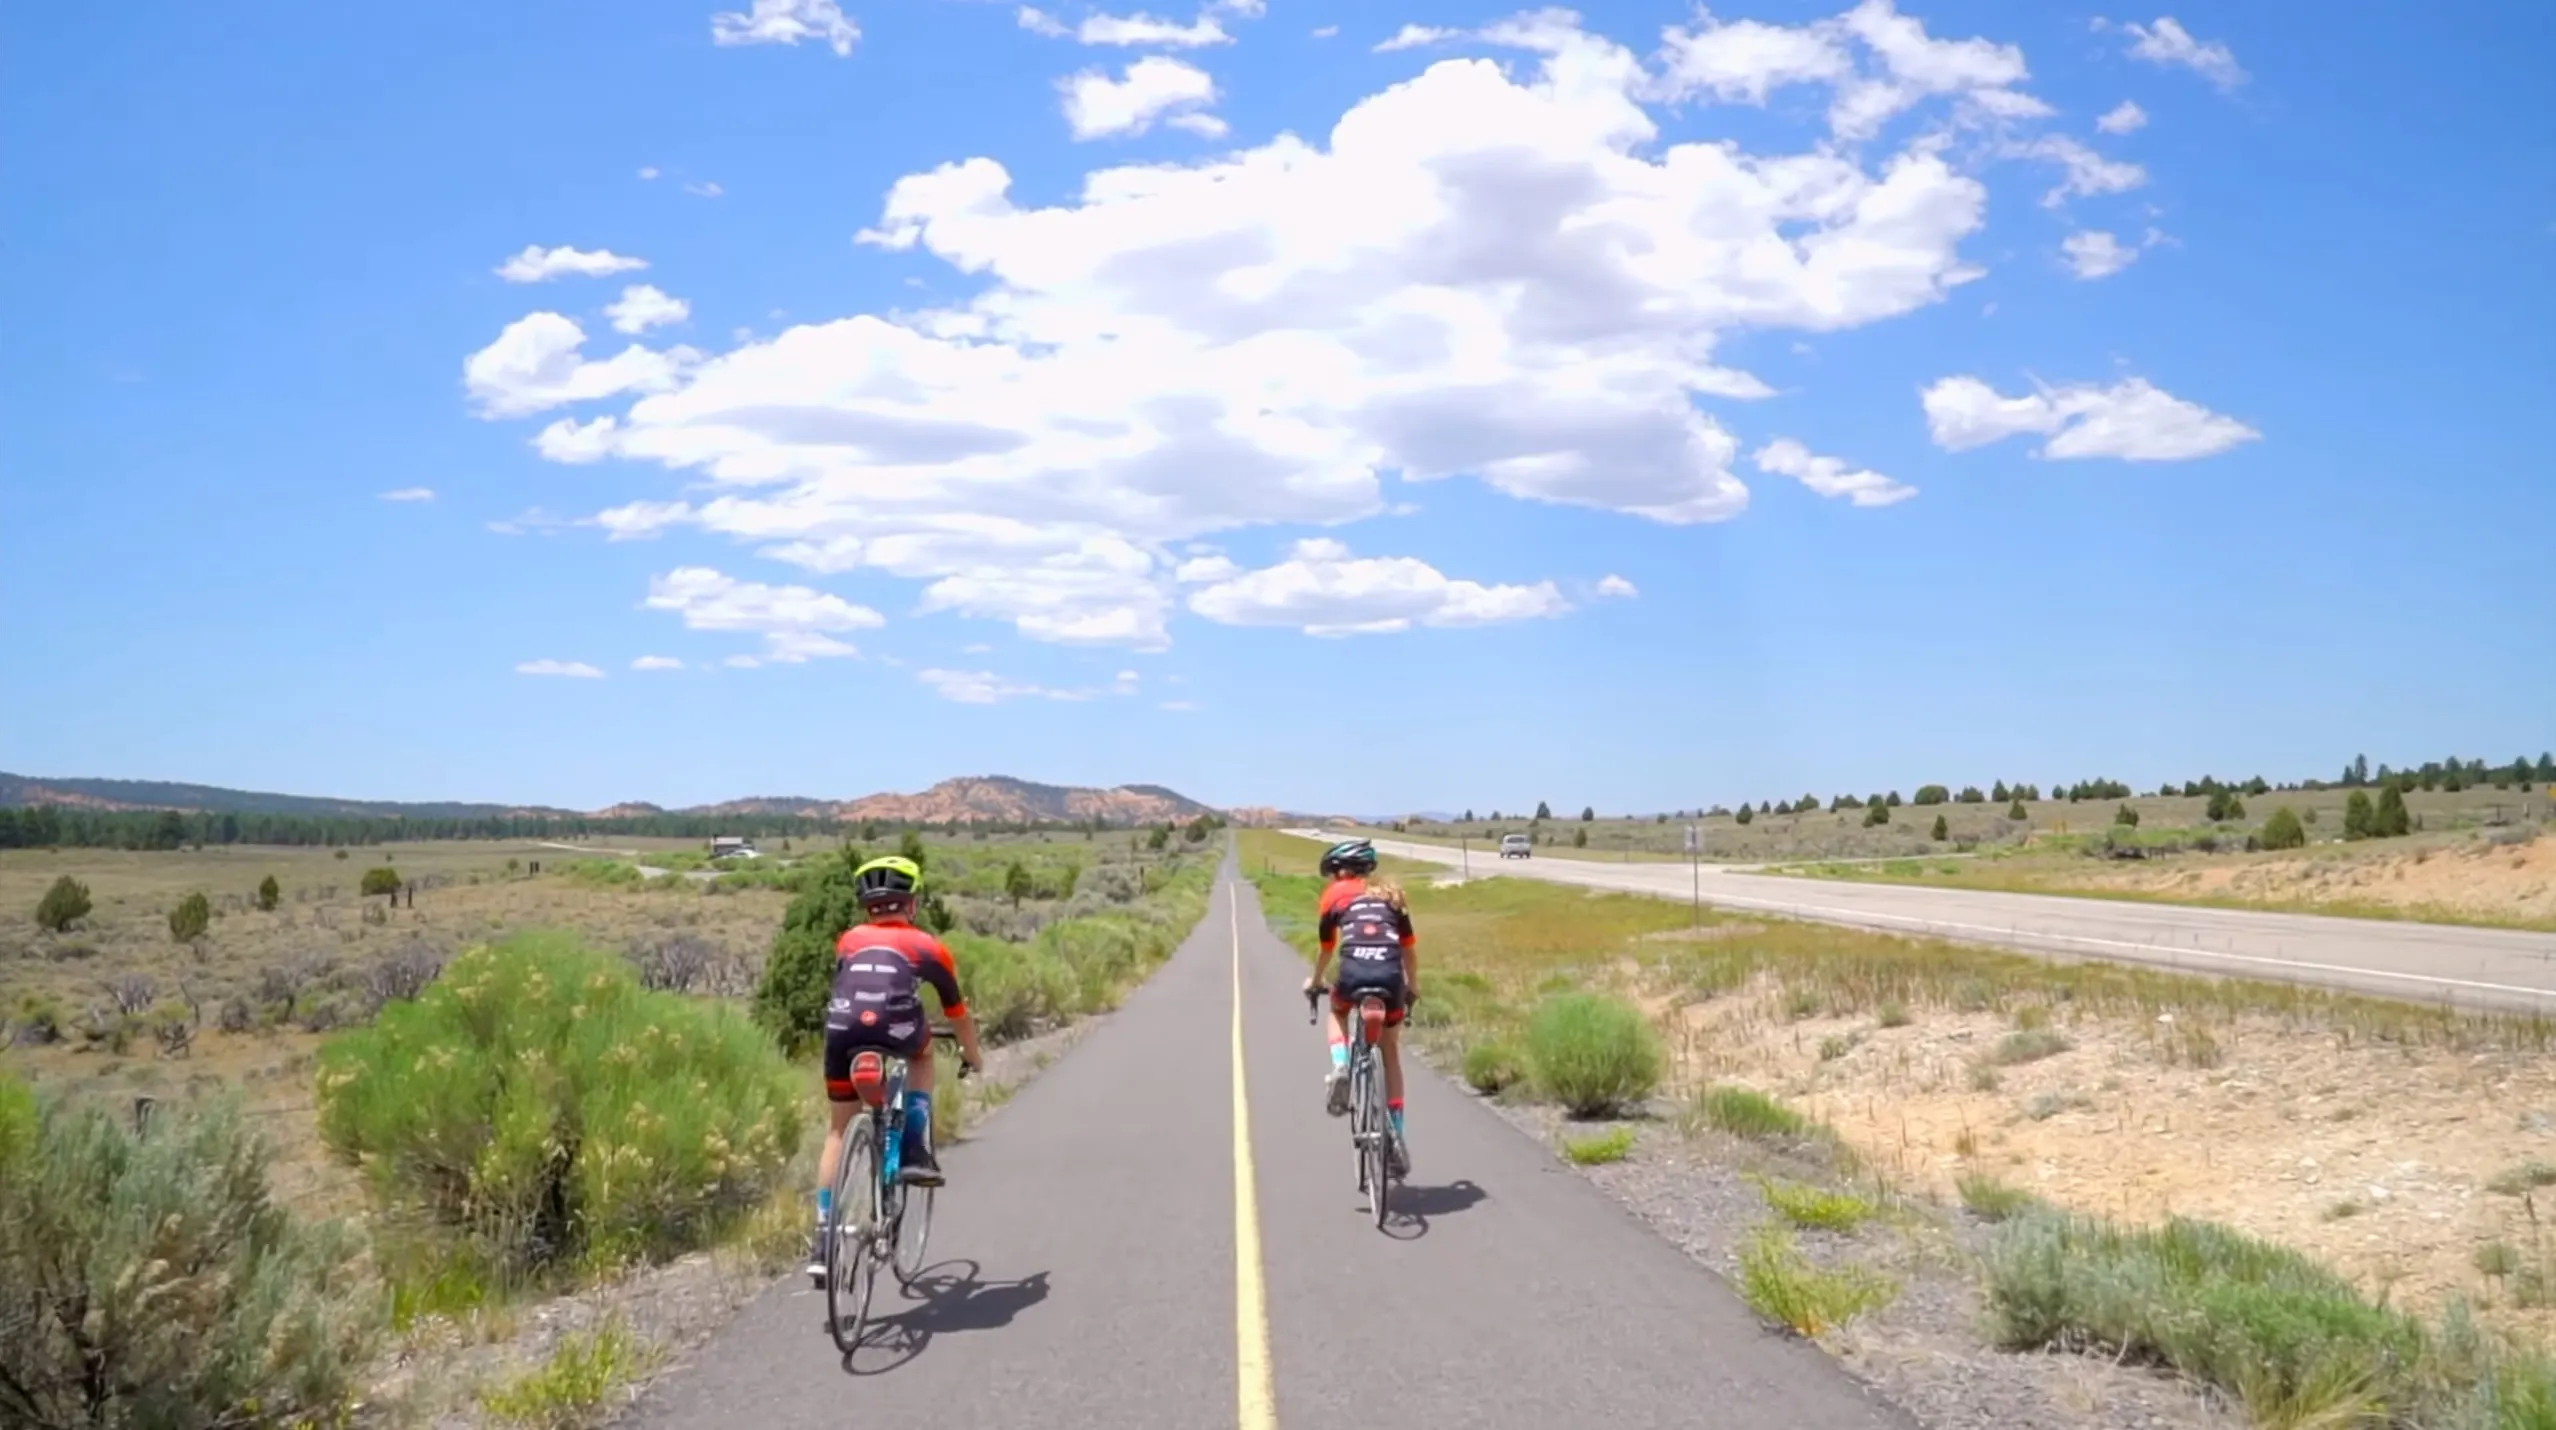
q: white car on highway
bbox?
[1499,833,1532,859]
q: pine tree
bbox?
[2007,798,2027,822]
[255,875,281,912]
[1930,814,1949,841]
[2343,791,2375,840]
[1579,805,1594,822]
[2375,783,2411,838]
[1735,805,1754,826]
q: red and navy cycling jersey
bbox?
[1317,877,1416,957]
[832,919,968,1019]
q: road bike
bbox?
[1307,983,1409,1229]
[825,1027,969,1354]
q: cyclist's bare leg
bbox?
[1380,1023,1405,1106]
[1321,1000,1353,1114]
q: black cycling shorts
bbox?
[1331,946,1408,1024]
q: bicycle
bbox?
[1307,984,1409,1229]
[825,1027,970,1354]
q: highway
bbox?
[1296,830,2556,1016]
[627,863,1914,1430]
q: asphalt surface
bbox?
[1302,831,2556,1015]
[626,861,1914,1430]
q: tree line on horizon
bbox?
[0,802,1226,853]
[1431,751,2553,830]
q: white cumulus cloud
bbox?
[2016,134,2146,207]
[378,487,437,502]
[1079,11,1231,46]
[462,314,692,418]
[710,0,859,56]
[1921,375,2259,461]
[1595,573,1639,598]
[642,566,884,664]
[517,659,605,678]
[1185,538,1568,636]
[916,667,1135,703]
[2096,100,2148,134]
[605,285,690,335]
[2118,16,2243,90]
[1060,56,1222,139]
[496,245,649,283]
[1655,0,2049,141]
[631,655,685,670]
[2061,229,2138,279]
[478,6,2132,650]
[1375,24,1459,53]
[1753,438,1916,507]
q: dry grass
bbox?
[1340,784,2554,867]
[1768,825,2556,932]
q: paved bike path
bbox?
[626,864,1912,1429]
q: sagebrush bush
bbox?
[2257,806,2306,851]
[1462,1039,1526,1094]
[0,1073,383,1429]
[316,934,802,1277]
[34,874,90,932]
[1982,1211,2463,1425]
[1524,992,1662,1117]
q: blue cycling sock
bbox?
[1329,1041,1349,1071]
[816,1186,832,1222]
[1389,1107,1406,1137]
[905,1090,934,1159]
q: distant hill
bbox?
[0,770,1241,827]
[0,772,569,821]
[696,776,1219,827]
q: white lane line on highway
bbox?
[1232,893,1279,1430]
[1345,836,2556,1007]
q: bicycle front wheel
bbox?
[894,1180,935,1286]
[826,1121,882,1355]
[1363,1049,1392,1229]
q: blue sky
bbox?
[4,0,2550,817]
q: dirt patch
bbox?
[1673,974,2556,1339]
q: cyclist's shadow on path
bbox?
[1377,1178,1488,1241]
[836,1260,1053,1376]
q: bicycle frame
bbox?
[1308,984,1398,1222]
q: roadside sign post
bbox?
[1684,823,1702,925]
[1460,834,1470,880]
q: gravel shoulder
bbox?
[1461,1075,2241,1430]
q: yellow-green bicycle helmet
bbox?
[852,855,924,906]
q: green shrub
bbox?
[1561,1126,1635,1165]
[1462,1039,1527,1094]
[2375,783,2412,838]
[1983,1211,2431,1425]
[479,1317,659,1429]
[2259,807,2307,851]
[316,934,802,1278]
[34,875,90,932]
[1957,1172,2039,1222]
[1929,814,1948,842]
[1757,1176,1879,1231]
[359,866,403,898]
[1990,1029,2073,1065]
[0,1073,383,1428]
[1736,1225,1896,1337]
[169,890,212,946]
[1876,1000,1912,1028]
[753,848,875,1048]
[1524,992,1662,1118]
[255,874,282,911]
[1690,1084,1809,1141]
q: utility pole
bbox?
[1460,834,1470,880]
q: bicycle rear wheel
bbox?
[826,1121,882,1355]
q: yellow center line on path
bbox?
[1232,893,1279,1430]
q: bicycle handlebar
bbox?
[927,1025,976,1079]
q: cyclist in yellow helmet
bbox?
[808,854,985,1284]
